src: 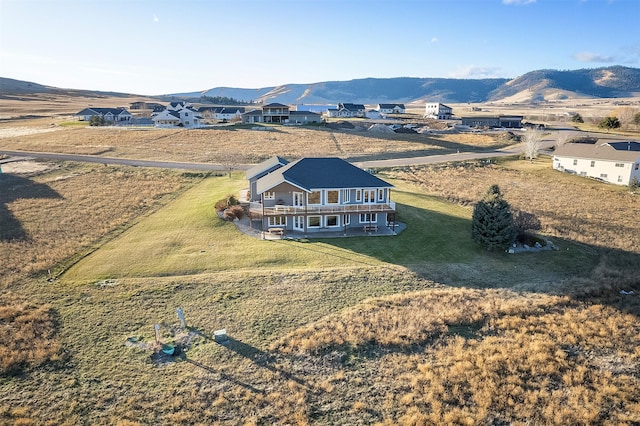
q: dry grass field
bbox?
[1,95,639,424]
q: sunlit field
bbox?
[1,107,639,424]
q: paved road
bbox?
[0,149,232,171]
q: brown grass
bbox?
[0,123,512,165]
[387,158,640,254]
[273,287,640,425]
[1,163,193,288]
[0,293,61,375]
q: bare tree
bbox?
[522,126,543,163]
[218,151,243,177]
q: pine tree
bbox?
[471,184,516,251]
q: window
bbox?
[573,159,578,166]
[308,191,321,204]
[355,189,362,202]
[343,214,351,226]
[591,161,595,167]
[308,216,321,227]
[359,213,377,223]
[362,190,375,203]
[600,173,608,179]
[342,189,350,203]
[268,216,285,227]
[326,190,339,204]
[325,215,339,227]
[264,192,275,200]
[618,175,623,183]
[615,163,625,168]
[378,189,385,201]
[293,216,304,230]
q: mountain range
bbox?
[1,66,639,105]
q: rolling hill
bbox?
[2,66,639,106]
[170,66,640,105]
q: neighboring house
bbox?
[75,107,132,122]
[240,104,320,124]
[326,103,366,118]
[198,106,246,120]
[152,103,202,128]
[377,103,406,114]
[461,115,523,128]
[366,109,382,119]
[288,111,322,124]
[247,157,396,236]
[424,103,453,120]
[553,141,640,186]
[130,101,164,110]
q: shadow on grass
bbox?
[185,327,313,391]
[0,173,62,241]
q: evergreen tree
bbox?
[471,184,516,251]
[598,116,621,132]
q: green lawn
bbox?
[62,173,589,287]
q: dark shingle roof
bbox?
[256,157,393,193]
[75,107,130,116]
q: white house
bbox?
[553,141,640,186]
[377,104,406,114]
[74,107,132,122]
[152,103,202,128]
[424,103,453,120]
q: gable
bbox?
[246,156,289,180]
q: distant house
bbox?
[553,141,640,186]
[152,103,202,128]
[130,101,164,110]
[75,107,132,122]
[366,109,383,119]
[377,103,406,114]
[198,106,245,121]
[247,157,396,237]
[240,103,321,124]
[461,115,523,128]
[424,103,453,120]
[326,103,366,118]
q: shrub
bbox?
[223,205,244,221]
[215,194,239,212]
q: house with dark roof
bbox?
[240,104,322,124]
[461,115,523,128]
[247,157,397,237]
[75,107,132,122]
[553,141,640,186]
[377,103,406,114]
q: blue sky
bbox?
[1,0,638,95]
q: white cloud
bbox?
[449,66,503,79]
[502,0,536,5]
[153,14,159,23]
[431,37,438,43]
[573,52,615,63]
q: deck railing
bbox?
[249,201,396,216]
